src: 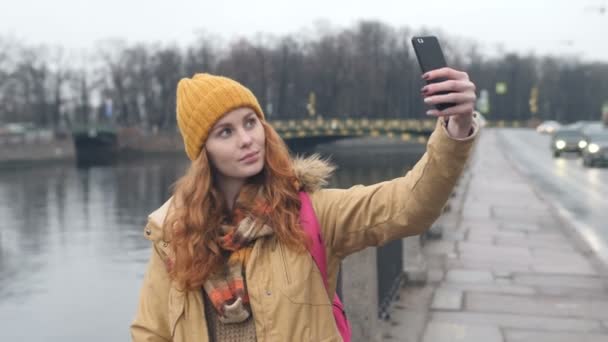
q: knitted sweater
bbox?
[203,291,257,342]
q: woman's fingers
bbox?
[423,67,469,81]
[421,79,475,96]
[426,102,475,117]
[423,91,476,107]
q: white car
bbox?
[536,120,561,134]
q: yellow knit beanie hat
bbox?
[176,73,265,161]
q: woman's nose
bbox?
[237,128,253,147]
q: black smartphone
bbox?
[411,36,455,111]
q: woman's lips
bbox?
[239,151,259,163]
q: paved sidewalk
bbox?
[382,129,608,342]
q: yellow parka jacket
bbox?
[131,118,478,341]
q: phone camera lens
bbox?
[417,38,424,43]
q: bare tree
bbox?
[2,21,608,128]
[308,29,352,118]
[151,47,183,129]
[184,32,221,75]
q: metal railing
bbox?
[376,239,404,320]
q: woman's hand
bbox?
[421,67,476,138]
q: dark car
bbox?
[582,130,608,167]
[551,129,588,157]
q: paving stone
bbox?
[459,252,534,267]
[463,211,493,220]
[394,284,436,309]
[496,278,513,285]
[432,311,602,332]
[530,246,578,254]
[462,220,501,231]
[495,237,574,252]
[512,274,607,290]
[527,232,568,242]
[529,252,594,270]
[532,249,587,260]
[450,257,532,273]
[422,321,503,342]
[442,230,466,241]
[438,283,535,296]
[462,202,492,210]
[446,269,495,283]
[424,241,456,255]
[465,228,499,239]
[462,205,492,220]
[381,309,426,342]
[431,288,463,311]
[531,263,598,277]
[425,255,445,269]
[466,233,494,243]
[465,292,608,320]
[492,206,553,221]
[471,191,535,204]
[501,222,541,232]
[536,218,565,231]
[494,270,512,278]
[466,227,524,238]
[458,252,533,266]
[504,329,608,342]
[487,230,528,239]
[458,242,531,258]
[537,286,608,300]
[427,269,445,283]
[442,252,456,260]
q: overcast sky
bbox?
[1,0,607,62]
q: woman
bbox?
[131,68,479,341]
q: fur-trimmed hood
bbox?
[145,155,335,238]
[291,154,335,193]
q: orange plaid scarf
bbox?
[203,186,273,324]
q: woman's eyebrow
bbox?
[213,122,233,131]
[214,112,255,131]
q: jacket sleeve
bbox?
[310,117,479,260]
[130,243,172,342]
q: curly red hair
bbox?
[166,121,310,290]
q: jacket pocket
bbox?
[168,286,185,337]
[274,242,330,305]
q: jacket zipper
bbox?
[278,242,291,285]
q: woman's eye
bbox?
[219,128,232,137]
[245,118,256,128]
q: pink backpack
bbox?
[299,192,352,342]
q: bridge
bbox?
[270,117,437,144]
[269,117,527,144]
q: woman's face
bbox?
[206,107,266,182]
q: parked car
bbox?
[536,120,561,134]
[551,129,588,157]
[582,129,608,167]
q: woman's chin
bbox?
[233,163,264,179]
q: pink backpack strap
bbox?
[298,191,329,284]
[299,191,351,342]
